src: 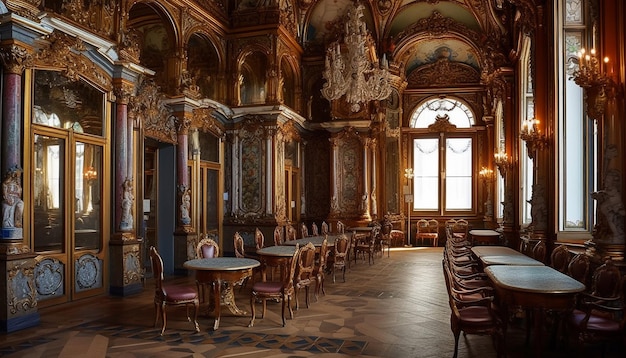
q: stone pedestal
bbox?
[0,242,40,332]
[109,233,144,296]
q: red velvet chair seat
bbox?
[252,281,283,293]
[458,306,495,325]
[164,285,200,302]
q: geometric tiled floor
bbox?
[0,247,623,357]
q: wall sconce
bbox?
[520,118,549,160]
[479,167,495,182]
[570,48,614,120]
[494,151,515,177]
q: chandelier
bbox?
[321,3,392,113]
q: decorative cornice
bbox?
[129,77,177,144]
[407,58,481,87]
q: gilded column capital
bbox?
[113,82,134,104]
[0,44,32,74]
[176,116,192,134]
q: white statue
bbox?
[2,168,24,228]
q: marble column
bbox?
[0,43,39,331]
[173,116,196,273]
[110,81,142,296]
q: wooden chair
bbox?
[314,237,329,299]
[531,240,547,263]
[195,234,220,303]
[568,259,625,353]
[286,224,297,241]
[273,226,284,246]
[331,234,350,282]
[336,220,345,233]
[416,219,439,247]
[550,244,571,274]
[442,258,503,358]
[311,222,319,236]
[321,221,329,235]
[450,219,469,240]
[568,253,591,287]
[379,219,393,257]
[233,232,245,258]
[254,227,265,251]
[248,244,300,327]
[294,242,317,309]
[300,222,309,238]
[196,233,219,259]
[354,226,379,265]
[149,246,200,335]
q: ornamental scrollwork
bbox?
[129,77,177,144]
[0,44,33,74]
[8,262,37,314]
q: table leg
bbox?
[222,282,249,316]
[211,279,221,330]
[533,307,545,357]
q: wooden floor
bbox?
[0,247,623,357]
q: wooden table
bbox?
[471,246,544,266]
[283,235,339,248]
[256,245,296,281]
[485,265,586,356]
[183,257,260,330]
[469,229,501,245]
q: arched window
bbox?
[408,98,476,215]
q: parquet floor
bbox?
[0,247,623,357]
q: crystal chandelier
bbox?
[321,3,392,113]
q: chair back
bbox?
[254,227,265,250]
[336,221,345,233]
[296,242,316,285]
[286,224,297,241]
[196,233,219,258]
[531,240,546,263]
[590,258,622,298]
[417,219,430,233]
[149,246,166,297]
[568,253,590,286]
[233,232,245,258]
[381,219,393,235]
[284,244,301,290]
[315,237,329,276]
[550,244,571,273]
[300,223,309,238]
[273,226,284,246]
[311,222,319,236]
[334,234,350,262]
[321,221,329,235]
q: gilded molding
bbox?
[129,78,177,144]
[113,81,134,105]
[428,114,457,133]
[5,0,41,19]
[34,32,112,91]
[193,107,225,138]
[123,245,142,285]
[0,44,33,74]
[407,58,481,87]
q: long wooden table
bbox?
[471,245,544,266]
[485,265,585,356]
[184,257,260,330]
[256,245,296,281]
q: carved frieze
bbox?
[45,0,117,38]
[407,58,481,88]
[34,31,112,91]
[193,107,225,138]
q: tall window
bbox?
[519,36,535,227]
[558,0,596,236]
[409,98,475,215]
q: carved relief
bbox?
[123,244,143,285]
[35,257,64,300]
[0,44,33,74]
[193,107,225,138]
[75,254,102,291]
[407,58,481,87]
[129,77,177,144]
[8,260,37,315]
[34,31,112,91]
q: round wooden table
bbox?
[469,229,502,245]
[256,245,297,281]
[184,257,260,330]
